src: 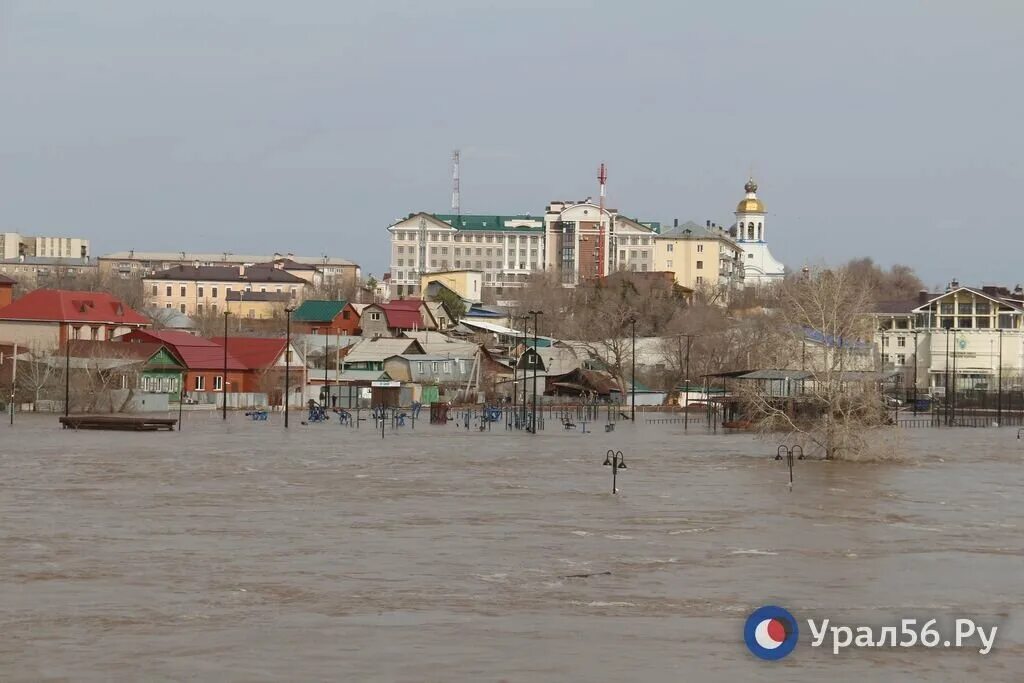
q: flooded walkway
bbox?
[1,414,1022,681]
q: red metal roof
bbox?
[118,329,246,370]
[378,300,425,330]
[120,329,217,347]
[0,289,149,325]
[210,337,287,370]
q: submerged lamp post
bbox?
[603,449,627,494]
[775,444,804,489]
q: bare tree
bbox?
[16,344,63,411]
[736,266,892,461]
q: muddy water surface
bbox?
[1,414,1022,681]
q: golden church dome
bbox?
[736,197,765,213]
[735,177,764,213]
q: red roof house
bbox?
[119,329,247,394]
[0,288,149,347]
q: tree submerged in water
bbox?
[736,266,896,461]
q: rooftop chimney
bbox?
[674,218,678,227]
[950,278,960,290]
[918,289,929,305]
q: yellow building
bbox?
[653,222,744,298]
[419,270,483,304]
[143,264,307,318]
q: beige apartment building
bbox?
[653,221,744,298]
[143,264,308,319]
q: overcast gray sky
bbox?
[1,1,1020,287]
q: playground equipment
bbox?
[244,409,268,421]
[303,400,329,424]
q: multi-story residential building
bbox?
[543,202,661,284]
[387,213,545,298]
[143,264,308,318]
[730,178,785,286]
[0,232,90,260]
[0,256,99,288]
[98,251,358,287]
[653,221,744,297]
[610,216,659,275]
[873,284,1024,393]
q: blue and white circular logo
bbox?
[744,605,799,661]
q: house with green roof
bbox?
[291,299,360,336]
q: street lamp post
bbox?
[64,334,71,417]
[519,315,529,428]
[528,310,543,434]
[285,306,295,428]
[323,330,330,411]
[603,449,627,494]
[998,327,1003,425]
[629,318,637,421]
[912,330,919,415]
[222,311,229,421]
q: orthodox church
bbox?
[732,178,786,286]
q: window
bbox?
[369,312,382,321]
[697,244,704,253]
[897,353,906,366]
[212,304,218,313]
[696,260,704,269]
[198,286,204,297]
[195,376,206,390]
[747,253,753,259]
[212,287,218,298]
[940,303,954,315]
[343,310,351,320]
[91,326,100,340]
[666,243,673,252]
[180,286,186,297]
[166,285,172,296]
[442,361,450,373]
[695,276,704,284]
[958,318,972,328]
[397,259,404,266]
[640,250,648,259]
[882,353,890,364]
[975,302,990,314]
[666,259,673,268]
[976,318,990,329]
[418,361,427,373]
[165,303,172,309]
[897,336,906,347]
[151,285,158,296]
[290,287,297,299]
[214,375,223,391]
[197,304,203,314]
[999,314,1014,329]
[432,361,439,373]
[180,304,186,313]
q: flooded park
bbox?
[1,412,1023,682]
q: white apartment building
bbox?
[0,232,90,260]
[874,285,1024,392]
[387,213,545,298]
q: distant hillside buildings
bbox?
[386,178,786,299]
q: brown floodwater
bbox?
[1,412,1022,682]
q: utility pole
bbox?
[222,311,229,421]
[285,307,294,428]
[520,315,529,426]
